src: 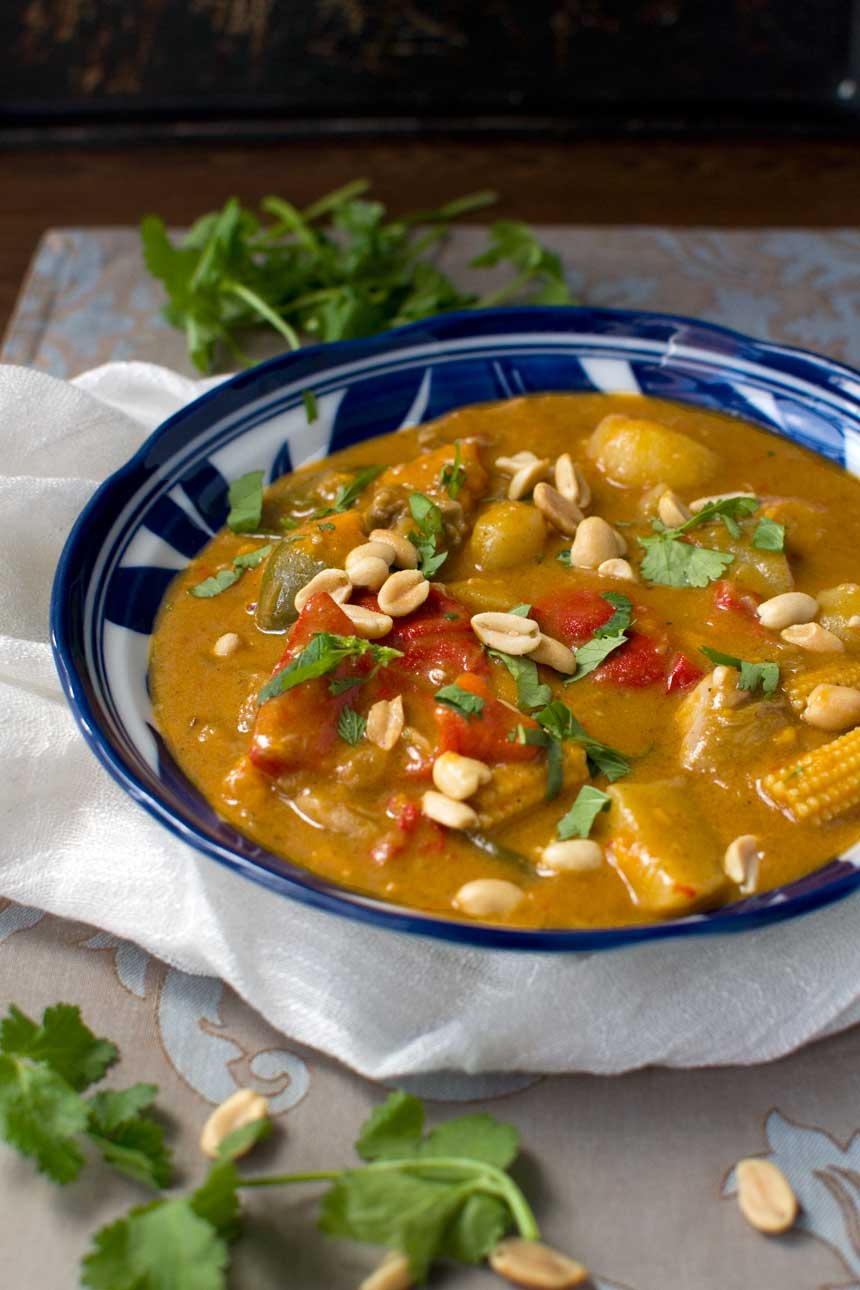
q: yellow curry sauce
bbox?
[149,394,860,928]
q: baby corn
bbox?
[785,660,860,714]
[760,727,860,823]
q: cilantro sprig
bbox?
[489,650,552,712]
[315,464,385,517]
[258,631,402,705]
[440,442,466,500]
[141,184,573,373]
[567,592,633,683]
[700,646,780,696]
[190,542,272,598]
[557,785,612,840]
[408,491,448,576]
[638,496,760,589]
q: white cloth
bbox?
[2,358,859,1078]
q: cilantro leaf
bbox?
[0,1054,88,1183]
[752,516,786,551]
[231,543,272,570]
[328,675,366,696]
[356,1091,424,1162]
[302,388,319,423]
[226,470,264,534]
[638,497,762,588]
[216,1118,272,1163]
[338,706,367,745]
[545,735,564,801]
[557,785,612,840]
[594,592,633,637]
[441,1194,510,1264]
[86,1085,172,1190]
[421,1114,518,1170]
[700,646,780,696]
[328,465,385,514]
[488,650,551,711]
[189,568,242,598]
[508,603,532,617]
[440,442,466,500]
[536,701,630,781]
[555,548,572,567]
[408,491,448,576]
[435,684,484,720]
[569,633,628,682]
[82,1193,230,1290]
[1,1004,116,1093]
[258,632,401,705]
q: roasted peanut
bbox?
[199,1088,269,1159]
[756,592,818,631]
[213,632,241,657]
[471,611,541,655]
[489,1237,590,1288]
[378,569,430,617]
[735,1158,798,1235]
[454,878,523,917]
[554,454,591,508]
[369,528,419,569]
[346,555,391,591]
[533,482,583,536]
[781,622,844,652]
[657,488,692,527]
[597,557,637,582]
[508,457,551,500]
[432,751,492,800]
[366,696,405,750]
[340,603,394,639]
[723,835,760,894]
[802,684,860,732]
[359,1251,413,1290]
[496,450,543,476]
[570,516,626,569]
[530,633,576,675]
[294,568,352,613]
[541,839,604,874]
[348,539,396,567]
[421,790,478,830]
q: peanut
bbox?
[496,450,543,476]
[421,790,478,830]
[508,457,551,500]
[359,1251,414,1290]
[781,622,844,652]
[212,632,241,657]
[530,633,576,675]
[471,611,541,655]
[366,696,405,750]
[340,603,394,639]
[454,878,523,917]
[541,839,604,874]
[432,751,492,800]
[294,568,352,614]
[554,454,591,508]
[723,835,760,894]
[369,528,419,569]
[533,482,584,536]
[377,569,430,617]
[597,557,638,582]
[199,1088,269,1159]
[735,1158,798,1235]
[802,684,860,732]
[346,555,391,591]
[657,488,692,527]
[569,516,627,569]
[489,1237,590,1288]
[756,592,818,631]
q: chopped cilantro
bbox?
[556,785,612,840]
[329,675,366,696]
[440,441,466,499]
[700,646,780,696]
[555,548,572,567]
[338,707,367,746]
[567,593,633,683]
[302,388,319,423]
[226,469,265,534]
[435,684,484,719]
[317,521,336,533]
[259,632,401,705]
[508,603,532,617]
[189,543,272,597]
[536,701,630,782]
[752,516,785,551]
[488,650,551,712]
[408,491,448,577]
[638,496,760,589]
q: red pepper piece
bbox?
[533,587,615,646]
[435,673,540,763]
[666,651,705,693]
[713,579,762,620]
[593,630,668,687]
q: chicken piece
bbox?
[362,441,487,547]
[606,779,729,915]
[675,665,787,782]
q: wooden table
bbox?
[3,137,860,336]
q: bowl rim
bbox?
[50,303,860,951]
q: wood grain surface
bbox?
[3,138,859,339]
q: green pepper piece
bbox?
[254,539,326,632]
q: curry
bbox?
[149,394,860,928]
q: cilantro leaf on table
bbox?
[0,1054,89,1183]
[700,646,780,696]
[557,785,612,840]
[435,684,485,720]
[420,1114,519,1170]
[752,516,786,551]
[86,1085,172,1190]
[356,1089,425,1161]
[337,706,367,746]
[1,1004,116,1092]
[258,632,402,705]
[141,184,574,373]
[226,470,265,534]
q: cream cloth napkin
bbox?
[2,358,860,1078]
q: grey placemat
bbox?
[4,227,860,1290]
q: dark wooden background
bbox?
[3,1,859,138]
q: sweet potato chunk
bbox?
[587,414,717,490]
[606,780,728,915]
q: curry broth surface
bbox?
[149,394,860,928]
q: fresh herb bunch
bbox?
[140,182,574,373]
[0,1003,556,1288]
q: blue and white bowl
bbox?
[51,306,860,950]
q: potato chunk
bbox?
[606,780,728,915]
[587,414,718,490]
[469,500,547,572]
